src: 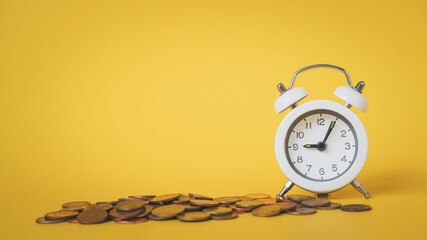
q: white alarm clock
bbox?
[274,64,371,199]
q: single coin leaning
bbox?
[252,205,282,217]
[77,209,108,224]
[244,193,271,200]
[45,210,79,220]
[317,202,342,210]
[301,199,331,208]
[275,201,298,212]
[150,194,180,203]
[211,213,238,220]
[109,208,145,219]
[62,201,91,209]
[190,199,219,207]
[151,205,186,219]
[341,204,372,212]
[287,207,317,215]
[36,217,65,224]
[177,211,211,222]
[286,194,316,203]
[116,199,146,212]
[203,207,233,216]
[235,200,264,208]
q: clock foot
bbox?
[351,179,371,199]
[276,181,294,199]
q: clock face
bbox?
[285,109,358,182]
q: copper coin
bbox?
[286,194,316,203]
[213,197,241,205]
[287,207,317,215]
[188,193,213,200]
[317,202,342,210]
[301,199,331,208]
[229,204,253,213]
[341,204,372,212]
[235,200,264,208]
[148,213,172,221]
[36,217,65,224]
[109,207,145,219]
[211,213,238,220]
[244,193,271,200]
[203,207,233,216]
[150,194,180,203]
[45,210,79,220]
[116,199,146,212]
[97,201,118,205]
[151,205,186,219]
[190,199,219,207]
[84,203,113,212]
[177,211,211,222]
[113,217,148,224]
[257,198,277,205]
[77,208,108,224]
[62,201,91,209]
[172,196,191,204]
[136,205,154,218]
[275,201,298,212]
[129,195,156,200]
[66,218,79,224]
[252,205,282,217]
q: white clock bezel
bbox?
[275,100,368,193]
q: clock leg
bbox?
[276,181,294,199]
[351,179,371,199]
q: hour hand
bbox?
[303,144,318,148]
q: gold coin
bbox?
[188,193,213,200]
[109,207,145,219]
[113,217,148,224]
[286,194,316,203]
[316,202,342,210]
[235,200,264,208]
[236,196,252,201]
[244,193,271,200]
[62,201,91,209]
[150,194,180,203]
[148,213,172,221]
[77,208,108,224]
[211,213,238,220]
[203,207,233,216]
[190,199,219,207]
[36,217,65,224]
[213,197,241,205]
[172,196,191,204]
[151,205,186,219]
[257,198,277,205]
[301,199,331,208]
[83,203,113,212]
[252,205,282,217]
[275,201,298,212]
[177,211,211,222]
[176,203,203,212]
[116,199,146,212]
[136,205,154,218]
[287,207,317,215]
[341,204,371,212]
[45,210,79,220]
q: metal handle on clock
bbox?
[288,64,355,90]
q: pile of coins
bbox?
[36,193,371,224]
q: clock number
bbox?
[319,168,325,175]
[317,118,325,125]
[341,155,347,162]
[332,164,338,172]
[340,130,347,137]
[296,132,304,139]
[297,156,303,163]
[306,164,312,172]
[292,144,298,151]
[305,122,312,129]
[345,142,351,150]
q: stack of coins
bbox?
[36,193,371,224]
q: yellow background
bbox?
[1,0,426,239]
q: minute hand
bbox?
[322,121,336,143]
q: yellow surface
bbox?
[1,0,426,239]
